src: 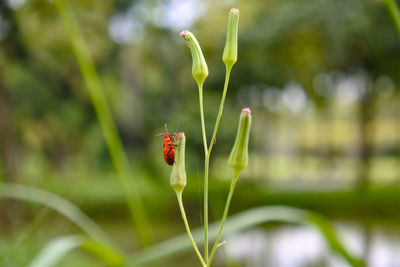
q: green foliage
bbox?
[129,206,364,266]
[54,0,152,247]
[0,0,399,265]
[1,183,362,266]
[28,236,124,267]
[0,184,116,248]
[385,0,400,39]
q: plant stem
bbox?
[203,157,209,262]
[202,66,232,264]
[207,173,239,266]
[385,0,400,39]
[208,66,232,155]
[54,0,152,247]
[197,82,209,261]
[176,191,206,267]
[198,83,208,156]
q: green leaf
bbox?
[28,236,124,267]
[0,183,117,249]
[28,236,83,267]
[128,206,364,267]
[81,239,125,266]
[54,0,153,247]
[385,0,400,39]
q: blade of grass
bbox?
[22,204,364,267]
[0,207,50,265]
[53,0,152,247]
[385,0,400,39]
[128,206,365,267]
[307,213,364,267]
[0,183,117,250]
[28,236,82,267]
[28,235,124,267]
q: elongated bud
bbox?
[170,132,187,193]
[228,108,251,176]
[223,8,239,69]
[180,30,209,86]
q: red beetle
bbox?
[158,124,175,165]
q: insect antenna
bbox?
[155,123,170,137]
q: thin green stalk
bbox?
[176,191,206,267]
[385,0,400,39]
[207,173,238,266]
[54,0,152,247]
[208,66,232,154]
[203,156,209,262]
[198,84,208,156]
[203,65,232,264]
[198,82,209,261]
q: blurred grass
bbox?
[28,236,124,267]
[0,183,117,248]
[24,206,364,267]
[54,0,152,247]
[385,0,400,38]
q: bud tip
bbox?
[230,8,239,14]
[180,30,188,38]
[242,107,251,115]
[174,132,185,139]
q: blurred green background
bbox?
[1,0,400,266]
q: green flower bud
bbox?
[180,30,209,86]
[228,108,251,176]
[223,8,239,69]
[170,132,187,193]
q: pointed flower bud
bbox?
[180,30,209,86]
[170,132,187,193]
[228,108,251,176]
[223,8,239,69]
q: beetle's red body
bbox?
[163,133,175,165]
